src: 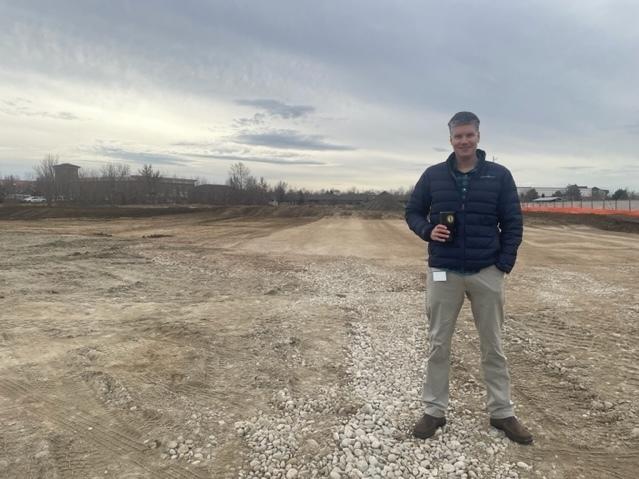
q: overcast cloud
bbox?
[0,0,637,190]
[234,130,356,151]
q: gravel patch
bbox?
[234,258,531,478]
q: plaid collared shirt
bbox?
[451,164,478,201]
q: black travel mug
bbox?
[439,211,456,243]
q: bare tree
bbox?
[101,163,131,204]
[138,164,161,180]
[565,184,582,200]
[226,162,251,191]
[522,188,539,202]
[193,175,208,186]
[274,180,288,203]
[226,162,272,204]
[75,167,100,204]
[101,163,130,179]
[34,154,59,206]
[1,175,20,195]
[137,164,162,203]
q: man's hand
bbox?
[430,224,450,242]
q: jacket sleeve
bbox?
[496,170,523,273]
[405,170,435,242]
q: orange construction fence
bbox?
[522,206,639,217]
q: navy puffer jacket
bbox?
[405,149,523,273]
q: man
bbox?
[405,111,532,444]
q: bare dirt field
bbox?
[1,207,638,479]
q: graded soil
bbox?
[0,207,637,478]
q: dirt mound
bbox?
[0,205,201,220]
[524,211,639,234]
[363,192,404,211]
[0,204,333,221]
[223,205,333,218]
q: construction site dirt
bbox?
[1,206,637,478]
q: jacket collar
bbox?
[446,148,486,173]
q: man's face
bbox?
[450,123,480,161]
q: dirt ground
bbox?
[1,207,638,478]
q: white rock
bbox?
[516,461,532,471]
[34,450,49,459]
[306,439,320,450]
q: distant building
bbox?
[53,163,81,200]
[517,186,568,197]
[45,164,197,204]
[77,175,196,204]
[190,184,233,204]
[53,163,80,182]
[590,186,609,199]
[128,175,196,202]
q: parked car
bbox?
[24,196,47,204]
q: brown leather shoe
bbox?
[490,416,533,444]
[413,413,446,439]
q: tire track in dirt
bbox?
[509,309,639,389]
[512,312,597,351]
[48,433,109,479]
[0,377,205,479]
[507,366,638,479]
[503,311,639,479]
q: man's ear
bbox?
[477,131,480,143]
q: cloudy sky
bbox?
[1,0,638,191]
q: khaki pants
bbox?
[423,265,514,419]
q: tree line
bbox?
[13,155,632,207]
[0,156,413,207]
[521,184,636,202]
